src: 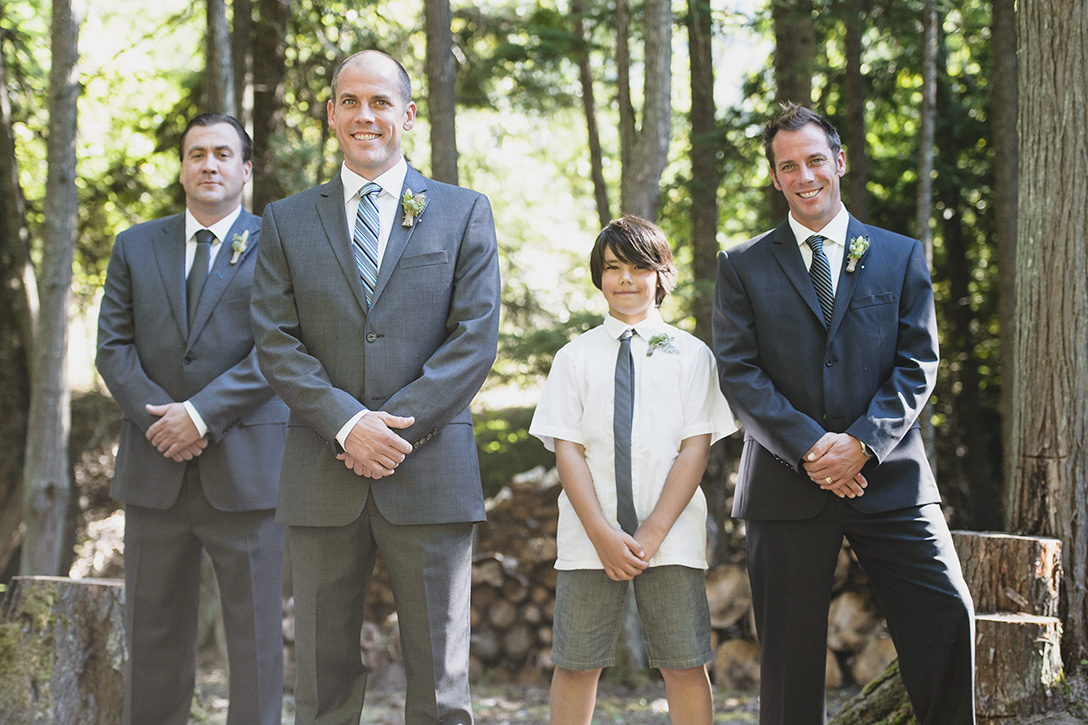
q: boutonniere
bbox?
[230,230,249,265]
[846,235,870,272]
[646,333,679,357]
[401,189,427,228]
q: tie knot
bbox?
[361,182,381,200]
[195,229,214,245]
[805,234,825,253]
[620,329,634,342]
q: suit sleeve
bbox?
[186,344,276,441]
[843,240,938,462]
[380,194,501,444]
[95,232,176,431]
[712,249,826,470]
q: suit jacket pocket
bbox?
[398,250,449,269]
[849,291,894,309]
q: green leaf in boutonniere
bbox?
[230,230,249,265]
[846,235,870,272]
[401,189,427,228]
[646,333,679,357]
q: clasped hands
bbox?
[802,432,869,499]
[146,402,207,462]
[591,521,667,583]
[336,411,415,479]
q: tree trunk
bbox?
[770,0,814,222]
[232,0,253,128]
[425,0,458,185]
[0,576,126,724]
[914,0,938,476]
[21,0,80,576]
[842,0,867,222]
[686,0,717,346]
[251,0,288,215]
[618,0,672,221]
[1007,0,1088,666]
[204,0,236,116]
[615,0,634,177]
[571,0,610,228]
[991,0,1017,526]
[0,19,35,577]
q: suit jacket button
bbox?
[184,354,193,364]
[824,356,834,367]
[366,332,377,342]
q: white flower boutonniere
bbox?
[230,230,249,265]
[846,235,870,273]
[646,333,679,357]
[401,189,427,228]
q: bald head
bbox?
[331,51,412,106]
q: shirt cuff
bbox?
[336,409,370,449]
[183,400,208,438]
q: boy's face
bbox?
[601,248,658,325]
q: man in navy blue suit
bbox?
[712,104,975,725]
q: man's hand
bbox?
[146,403,204,460]
[802,432,869,498]
[337,411,415,478]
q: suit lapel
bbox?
[152,215,188,340]
[827,217,869,339]
[187,213,258,346]
[316,176,370,313]
[769,221,827,326]
[372,165,429,306]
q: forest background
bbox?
[1,0,1085,683]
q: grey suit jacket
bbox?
[96,210,288,511]
[712,216,942,520]
[251,165,501,528]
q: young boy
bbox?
[530,216,736,724]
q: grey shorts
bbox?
[551,565,713,671]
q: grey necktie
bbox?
[614,329,639,535]
[187,229,214,327]
[806,234,835,326]
[353,182,381,307]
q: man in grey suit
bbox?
[712,104,974,724]
[96,113,288,725]
[251,50,500,724]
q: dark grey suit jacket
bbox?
[96,210,288,511]
[712,216,941,520]
[251,165,501,527]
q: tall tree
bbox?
[616,0,672,221]
[251,0,288,214]
[21,0,80,575]
[205,0,236,115]
[425,0,458,185]
[991,0,1017,504]
[686,0,717,345]
[841,0,867,221]
[914,0,937,472]
[0,25,34,576]
[232,0,254,127]
[571,0,610,227]
[770,0,814,221]
[1007,0,1088,665]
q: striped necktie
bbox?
[806,234,835,326]
[353,182,381,307]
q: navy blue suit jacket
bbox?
[712,216,941,520]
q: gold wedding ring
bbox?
[825,476,833,485]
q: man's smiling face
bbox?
[327,55,416,180]
[770,122,846,230]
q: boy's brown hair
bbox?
[589,215,678,307]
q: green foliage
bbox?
[473,405,555,498]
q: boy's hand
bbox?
[592,527,650,581]
[633,522,667,563]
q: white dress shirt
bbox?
[788,204,851,294]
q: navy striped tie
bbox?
[806,235,835,326]
[353,182,381,307]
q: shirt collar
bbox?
[184,205,242,245]
[340,158,408,204]
[788,204,851,249]
[603,308,667,341]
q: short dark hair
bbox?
[590,215,678,307]
[179,113,252,163]
[762,103,842,169]
[331,50,413,106]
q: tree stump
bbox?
[951,531,1061,616]
[975,613,1063,717]
[0,576,126,724]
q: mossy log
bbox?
[828,659,918,725]
[0,575,125,724]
